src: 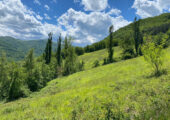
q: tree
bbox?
[142,36,165,76]
[56,34,62,66]
[8,62,24,101]
[133,17,143,56]
[75,47,84,56]
[23,49,36,91]
[0,53,10,99]
[63,36,78,76]
[120,33,135,59]
[93,60,100,68]
[107,25,114,63]
[44,32,53,64]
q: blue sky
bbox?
[0,0,170,46]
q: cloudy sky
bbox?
[0,0,170,46]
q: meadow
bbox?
[0,47,169,120]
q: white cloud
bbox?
[44,13,51,20]
[34,0,41,5]
[44,5,50,11]
[81,0,108,11]
[132,0,170,18]
[108,9,121,16]
[74,0,80,3]
[0,0,62,40]
[36,15,43,20]
[58,8,130,44]
[0,0,131,45]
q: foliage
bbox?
[75,47,84,56]
[142,36,165,76]
[63,37,78,76]
[0,36,58,61]
[0,53,10,100]
[84,13,170,54]
[8,62,25,101]
[133,17,143,56]
[0,46,170,119]
[120,33,135,60]
[44,33,53,64]
[56,35,62,66]
[77,61,85,71]
[107,25,114,63]
[93,60,100,68]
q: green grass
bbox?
[79,47,122,70]
[0,47,170,120]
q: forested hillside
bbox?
[0,36,57,60]
[84,13,170,52]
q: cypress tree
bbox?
[133,17,143,56]
[107,25,114,63]
[48,32,52,64]
[44,32,53,64]
[56,34,62,66]
[24,49,35,91]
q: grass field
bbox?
[0,47,169,120]
[79,47,122,70]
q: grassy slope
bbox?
[0,47,169,119]
[79,47,122,70]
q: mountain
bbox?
[0,36,57,60]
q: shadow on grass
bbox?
[144,69,167,78]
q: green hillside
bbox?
[0,46,169,120]
[79,47,122,70]
[0,36,57,60]
[85,13,170,52]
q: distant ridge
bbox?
[0,36,57,60]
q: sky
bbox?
[0,0,170,46]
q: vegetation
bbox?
[44,33,53,64]
[0,13,170,119]
[0,47,169,119]
[0,36,57,60]
[142,36,165,76]
[84,13,170,53]
[133,17,143,56]
[107,25,114,63]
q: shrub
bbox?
[142,36,165,76]
[93,60,100,68]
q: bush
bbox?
[77,61,85,71]
[142,36,165,76]
[8,62,26,101]
[93,60,100,68]
[120,33,135,60]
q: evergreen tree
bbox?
[56,34,62,66]
[0,53,10,99]
[24,49,35,91]
[107,25,114,63]
[8,62,24,101]
[63,37,77,76]
[44,32,53,64]
[133,17,143,56]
